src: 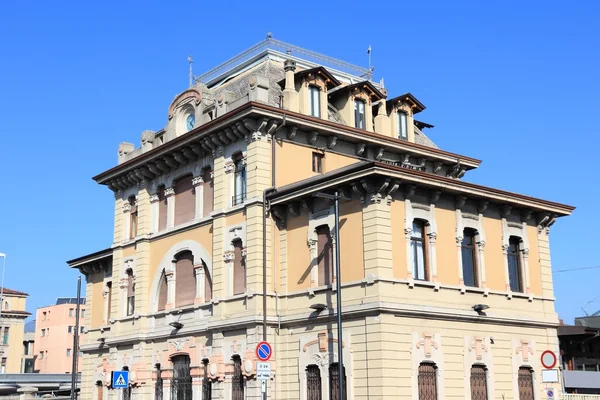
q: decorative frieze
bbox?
[192,176,203,186]
[223,251,235,262]
[149,193,160,203]
[164,187,175,197]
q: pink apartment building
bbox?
[34,298,85,373]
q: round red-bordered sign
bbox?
[541,350,557,369]
[256,341,272,361]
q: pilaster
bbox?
[373,99,390,137]
[137,182,150,236]
[192,176,204,220]
[113,195,124,244]
[165,187,175,229]
[149,193,160,233]
[362,196,393,280]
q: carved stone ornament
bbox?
[516,340,534,362]
[223,251,235,262]
[192,176,203,186]
[224,162,235,173]
[416,333,439,358]
[149,194,160,203]
[469,337,488,361]
[241,248,247,258]
[122,202,132,213]
[169,338,189,352]
[141,130,155,145]
[164,187,175,197]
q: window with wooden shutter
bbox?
[204,262,212,302]
[306,365,321,400]
[158,185,167,232]
[175,251,195,308]
[232,356,244,400]
[518,367,534,400]
[233,241,246,295]
[462,228,479,287]
[174,175,195,226]
[203,168,213,217]
[417,362,437,400]
[508,236,523,292]
[329,363,347,400]
[158,270,168,311]
[470,365,488,400]
[126,269,135,316]
[316,225,333,286]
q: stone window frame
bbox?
[501,211,531,299]
[224,224,247,297]
[149,240,214,313]
[224,146,247,209]
[389,101,414,142]
[511,338,540,399]
[301,76,328,119]
[463,336,495,400]
[119,258,136,318]
[307,207,338,288]
[455,202,488,293]
[149,159,213,234]
[411,331,445,400]
[404,195,438,287]
[298,333,353,400]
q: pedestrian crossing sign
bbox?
[112,370,129,388]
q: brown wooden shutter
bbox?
[317,226,333,286]
[518,367,534,400]
[203,168,213,217]
[174,175,195,226]
[175,251,195,307]
[204,263,212,302]
[158,187,167,232]
[158,270,168,311]
[470,365,488,400]
[233,241,245,295]
[418,362,437,400]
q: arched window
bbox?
[232,355,244,400]
[233,154,246,206]
[316,225,333,286]
[507,236,523,292]
[411,220,429,281]
[126,269,135,316]
[128,196,138,239]
[157,270,168,311]
[517,367,534,400]
[306,364,321,400]
[462,228,479,287]
[175,251,195,308]
[202,359,211,400]
[233,240,246,295]
[203,167,213,217]
[204,262,213,302]
[95,380,103,400]
[174,175,195,226]
[417,362,437,400]
[470,364,488,400]
[171,355,192,400]
[155,363,163,400]
[158,185,167,232]
[329,363,347,400]
[398,111,408,139]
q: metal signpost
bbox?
[256,342,272,400]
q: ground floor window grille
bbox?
[171,355,192,400]
[307,364,322,400]
[418,362,437,400]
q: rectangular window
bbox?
[470,365,488,400]
[106,281,112,322]
[81,326,84,334]
[233,241,246,295]
[354,99,365,129]
[418,362,437,399]
[68,326,73,334]
[411,220,428,280]
[129,199,138,239]
[308,85,321,118]
[398,111,408,139]
[317,225,333,286]
[306,365,321,400]
[233,157,247,206]
[66,349,72,357]
[126,270,135,316]
[507,237,523,292]
[3,327,8,345]
[1,357,6,374]
[40,352,44,360]
[174,175,195,226]
[69,308,74,317]
[81,309,85,318]
[461,229,478,287]
[312,153,323,173]
[41,329,46,337]
[42,311,47,320]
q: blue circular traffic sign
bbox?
[256,341,272,361]
[547,389,554,398]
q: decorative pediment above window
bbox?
[277,66,342,91]
[330,80,386,104]
[387,92,426,115]
[168,88,202,120]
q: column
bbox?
[476,240,487,288]
[165,187,175,229]
[427,232,438,284]
[165,269,175,310]
[192,176,204,220]
[137,181,150,236]
[149,193,160,233]
[194,264,205,305]
[122,201,131,242]
[522,248,531,294]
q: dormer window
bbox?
[398,111,408,140]
[308,85,321,118]
[354,99,365,129]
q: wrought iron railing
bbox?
[562,396,600,400]
[232,193,246,206]
[196,35,372,85]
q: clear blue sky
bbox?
[0,1,597,323]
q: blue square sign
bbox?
[112,371,129,388]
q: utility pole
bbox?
[71,276,82,400]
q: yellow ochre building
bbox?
[68,36,575,400]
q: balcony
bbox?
[563,370,600,392]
